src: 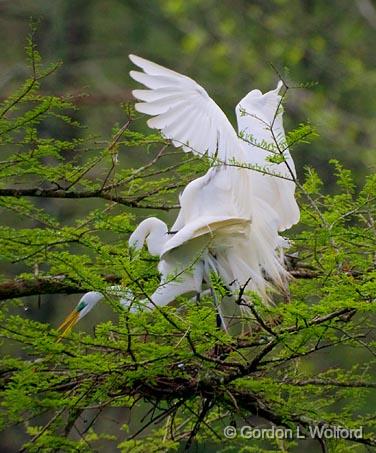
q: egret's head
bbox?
[76,291,104,320]
[57,291,104,337]
[235,81,283,125]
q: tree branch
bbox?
[0,187,178,210]
[0,267,322,301]
[0,274,121,300]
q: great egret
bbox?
[58,55,300,335]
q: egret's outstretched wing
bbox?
[129,54,244,163]
[235,82,300,231]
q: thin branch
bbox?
[281,378,376,389]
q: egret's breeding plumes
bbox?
[58,54,300,335]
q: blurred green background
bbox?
[0,0,375,451]
[1,0,375,179]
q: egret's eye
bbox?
[76,301,87,312]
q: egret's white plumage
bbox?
[128,217,168,256]
[129,54,244,163]
[129,54,299,231]
[129,214,252,310]
[235,83,300,230]
[129,55,298,293]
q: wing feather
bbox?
[161,216,251,256]
[160,105,196,141]
[129,71,182,89]
[132,88,182,102]
[129,54,244,163]
[135,95,186,115]
[147,103,191,129]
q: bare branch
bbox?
[0,274,121,301]
[0,187,179,210]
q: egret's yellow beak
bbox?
[57,310,80,338]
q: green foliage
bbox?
[0,39,375,453]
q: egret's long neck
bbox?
[129,217,168,256]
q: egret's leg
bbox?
[209,288,228,333]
